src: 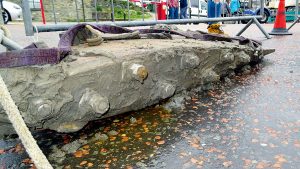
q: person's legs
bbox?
[169,7,175,19]
[174,7,179,19]
[207,0,216,25]
[180,6,188,19]
[184,7,188,19]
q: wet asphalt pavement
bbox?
[1,23,300,169]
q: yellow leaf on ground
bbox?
[80,161,87,166]
[87,163,94,167]
[157,140,165,145]
[82,145,90,149]
[74,150,83,158]
[122,136,129,142]
[273,163,281,168]
[155,136,161,140]
[190,158,198,164]
[217,154,226,159]
[256,161,269,169]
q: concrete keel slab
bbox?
[0,37,273,135]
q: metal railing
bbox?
[21,0,276,39]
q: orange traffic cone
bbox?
[269,0,292,35]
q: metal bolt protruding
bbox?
[130,63,148,81]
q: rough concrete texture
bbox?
[0,37,269,136]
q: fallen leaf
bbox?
[87,163,94,167]
[191,158,198,164]
[243,159,251,166]
[74,150,83,158]
[294,140,300,148]
[180,152,188,157]
[145,142,151,146]
[134,134,141,138]
[15,144,23,153]
[82,149,89,155]
[80,161,88,166]
[82,145,90,149]
[220,118,229,123]
[64,165,71,169]
[110,137,116,141]
[122,137,129,142]
[155,136,161,140]
[223,161,232,168]
[22,158,33,164]
[126,166,133,169]
[277,157,287,163]
[273,163,281,168]
[157,140,165,145]
[217,154,226,159]
[256,161,269,169]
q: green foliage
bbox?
[95,0,151,20]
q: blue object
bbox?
[207,0,221,25]
[180,0,188,8]
[180,6,188,19]
[230,0,240,14]
[169,7,179,19]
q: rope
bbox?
[0,75,53,169]
[0,25,11,38]
[32,25,39,42]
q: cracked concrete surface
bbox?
[0,37,270,136]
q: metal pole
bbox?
[94,0,98,22]
[81,0,86,22]
[35,16,263,32]
[287,16,300,30]
[75,0,80,22]
[236,19,253,36]
[260,0,264,16]
[198,0,200,18]
[154,2,157,20]
[127,0,130,21]
[51,0,57,24]
[22,0,34,36]
[252,17,271,39]
[166,0,169,19]
[141,0,145,21]
[0,29,23,50]
[40,0,46,24]
[243,0,245,16]
[295,0,299,20]
[0,0,4,24]
[111,0,115,22]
